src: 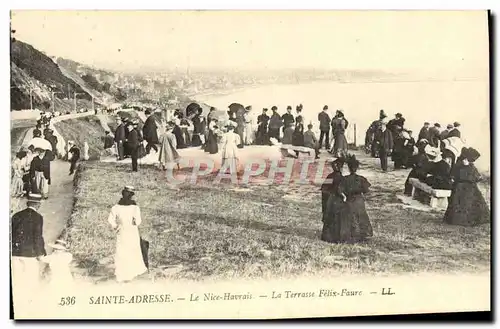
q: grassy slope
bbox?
[66,151,490,282]
[54,116,106,160]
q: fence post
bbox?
[354,123,357,146]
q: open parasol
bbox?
[28,137,52,150]
[186,103,202,118]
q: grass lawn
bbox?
[66,151,491,282]
[55,116,106,160]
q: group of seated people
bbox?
[403,137,466,195]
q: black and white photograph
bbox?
[8,10,491,319]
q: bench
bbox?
[408,178,451,209]
[280,145,315,159]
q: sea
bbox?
[194,79,490,173]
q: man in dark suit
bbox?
[114,117,126,160]
[375,122,394,172]
[68,141,81,175]
[448,122,461,138]
[317,105,331,150]
[11,193,46,291]
[418,122,431,142]
[428,123,442,147]
[281,106,295,136]
[126,124,140,172]
[143,109,159,154]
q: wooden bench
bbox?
[280,145,315,159]
[408,178,451,209]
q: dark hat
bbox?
[396,113,402,118]
[424,122,430,125]
[464,147,481,163]
[345,153,360,170]
[287,105,292,110]
[210,107,216,111]
[28,193,42,202]
[296,106,302,112]
[245,106,252,111]
[323,105,328,110]
[263,108,268,112]
[331,157,345,167]
[145,109,151,115]
[271,106,277,111]
[453,121,461,127]
[379,110,387,119]
[434,123,441,128]
[446,124,453,129]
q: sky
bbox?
[10,10,489,73]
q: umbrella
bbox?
[228,103,245,115]
[186,103,201,118]
[28,137,52,150]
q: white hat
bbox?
[48,239,68,250]
[424,144,441,158]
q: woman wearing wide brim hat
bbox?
[320,156,346,243]
[107,186,148,282]
[40,239,74,286]
[443,147,490,226]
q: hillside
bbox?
[10,39,100,112]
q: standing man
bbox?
[114,117,126,161]
[448,122,461,138]
[68,141,80,175]
[440,124,453,140]
[281,106,295,136]
[428,123,442,147]
[143,109,159,154]
[418,122,431,142]
[126,124,140,172]
[318,105,331,150]
[256,108,270,145]
[268,106,282,142]
[375,122,393,172]
[11,193,46,294]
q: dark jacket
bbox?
[318,111,331,131]
[104,135,114,149]
[126,129,140,149]
[114,124,126,143]
[142,116,159,143]
[281,113,295,128]
[30,155,51,182]
[11,208,46,257]
[447,128,461,138]
[257,114,270,130]
[375,129,394,152]
[69,146,81,162]
[269,113,283,130]
[428,127,441,147]
[418,127,430,141]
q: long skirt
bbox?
[191,133,203,147]
[443,182,490,226]
[204,131,218,154]
[114,226,147,282]
[11,175,24,196]
[32,171,49,198]
[321,194,344,243]
[335,195,373,243]
[332,133,348,155]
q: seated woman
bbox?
[334,154,373,243]
[444,147,490,226]
[403,141,431,196]
[424,148,453,190]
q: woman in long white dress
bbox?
[221,123,242,172]
[107,186,147,282]
[40,239,74,289]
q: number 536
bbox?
[59,296,76,306]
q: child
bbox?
[11,150,27,197]
[41,240,74,288]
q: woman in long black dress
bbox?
[172,113,186,149]
[321,158,345,243]
[443,147,490,226]
[204,118,219,154]
[403,140,431,195]
[292,116,305,157]
[336,154,373,243]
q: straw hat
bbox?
[48,239,68,250]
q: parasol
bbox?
[228,103,245,114]
[186,103,201,118]
[28,137,52,150]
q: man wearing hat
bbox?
[126,123,140,172]
[268,106,282,142]
[428,123,442,147]
[388,113,405,135]
[418,122,431,142]
[11,193,46,293]
[374,122,393,172]
[440,124,454,140]
[114,117,126,161]
[317,105,331,150]
[68,141,81,175]
[256,108,270,145]
[281,106,295,136]
[143,109,159,155]
[447,122,461,138]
